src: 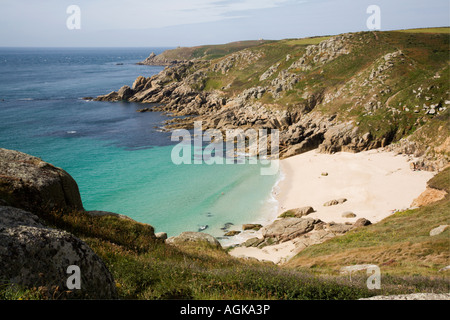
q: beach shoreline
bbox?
[228,148,436,263]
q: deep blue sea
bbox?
[0,47,279,243]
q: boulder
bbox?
[0,148,84,214]
[342,211,357,218]
[262,218,321,242]
[430,225,449,236]
[352,218,372,228]
[323,198,347,206]
[411,187,447,207]
[241,237,265,248]
[278,206,315,218]
[242,224,263,231]
[166,231,222,249]
[0,206,117,299]
[325,222,353,234]
[439,265,450,272]
[224,230,241,237]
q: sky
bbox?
[0,0,448,47]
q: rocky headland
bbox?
[95,30,449,170]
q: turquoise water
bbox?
[0,48,279,240]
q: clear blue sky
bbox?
[0,0,448,47]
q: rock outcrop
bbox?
[137,52,187,66]
[0,206,117,299]
[278,207,315,218]
[94,32,449,171]
[0,148,84,214]
[261,218,321,243]
[240,216,371,254]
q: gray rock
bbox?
[352,218,372,228]
[430,225,449,236]
[0,148,84,213]
[325,222,353,234]
[0,206,117,299]
[342,211,357,218]
[242,224,263,231]
[278,206,315,218]
[439,265,450,272]
[224,230,241,237]
[323,198,347,206]
[166,231,222,249]
[262,218,321,242]
[242,237,265,248]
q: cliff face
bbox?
[96,30,450,169]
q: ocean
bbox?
[0,47,279,243]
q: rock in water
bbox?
[0,206,117,299]
[0,148,84,214]
[117,85,134,100]
[323,198,347,206]
[352,218,372,228]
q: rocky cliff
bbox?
[0,148,118,299]
[96,30,450,169]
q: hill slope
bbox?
[97,28,450,169]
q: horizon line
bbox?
[1,26,448,49]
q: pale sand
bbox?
[229,148,435,264]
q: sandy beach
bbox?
[229,148,436,264]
